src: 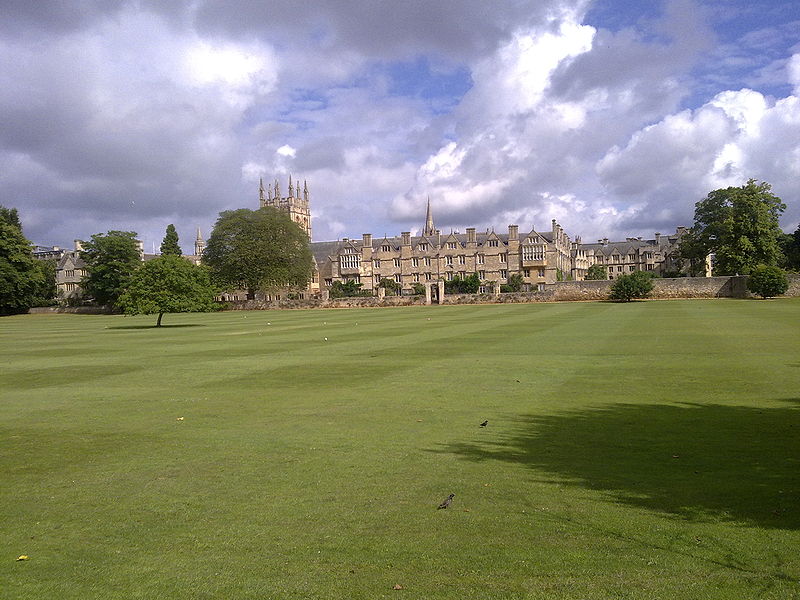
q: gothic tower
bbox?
[259,175,312,239]
[194,227,205,257]
[422,196,435,237]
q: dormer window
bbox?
[381,244,391,252]
[418,243,428,251]
[488,239,499,247]
[447,242,457,249]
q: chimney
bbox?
[467,227,476,243]
[362,233,372,248]
[508,225,519,240]
[655,232,661,245]
[401,231,411,246]
[74,239,84,252]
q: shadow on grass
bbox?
[434,400,800,530]
[107,324,206,330]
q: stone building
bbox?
[581,228,689,279]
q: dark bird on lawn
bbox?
[438,494,455,509]
[480,420,488,427]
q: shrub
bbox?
[747,265,789,298]
[610,270,655,302]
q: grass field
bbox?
[1,299,799,599]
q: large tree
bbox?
[203,207,313,299]
[0,206,45,315]
[584,264,607,280]
[779,224,800,272]
[117,255,217,326]
[681,180,786,276]
[80,231,141,307]
[160,224,182,256]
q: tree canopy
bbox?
[203,208,313,298]
[80,230,141,307]
[329,279,371,298]
[117,255,217,326]
[610,270,655,302]
[680,180,785,276]
[160,224,182,256]
[446,272,481,294]
[746,265,789,299]
[0,206,45,315]
[585,264,607,280]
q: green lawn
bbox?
[1,300,799,599]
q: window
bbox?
[500,269,508,279]
[537,283,545,292]
[425,272,432,281]
[459,271,466,279]
[375,275,381,283]
[381,244,391,252]
[628,254,636,262]
[374,259,380,269]
[646,264,654,271]
[523,269,531,277]
[629,266,635,272]
[477,254,485,264]
[424,257,431,266]
[418,243,428,251]
[488,239,499,247]
[617,266,623,272]
[538,268,545,277]
[522,245,545,261]
[500,253,507,263]
[447,241,457,249]
[325,279,332,286]
[459,255,466,265]
[613,255,620,263]
[446,256,453,266]
[413,273,420,282]
[393,258,401,268]
[479,270,485,279]
[446,272,454,280]
[340,253,360,269]
[394,274,402,283]
[596,256,604,263]
[412,257,419,267]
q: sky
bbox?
[2,0,799,253]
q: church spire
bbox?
[259,178,266,206]
[423,196,435,237]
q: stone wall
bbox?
[217,274,800,311]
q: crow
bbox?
[438,493,455,509]
[479,420,488,427]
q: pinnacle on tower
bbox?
[303,179,309,202]
[259,178,266,204]
[288,174,294,197]
[423,196,435,237]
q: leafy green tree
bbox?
[160,224,182,256]
[585,264,607,280]
[445,273,481,294]
[0,207,45,315]
[117,255,218,326]
[746,265,789,298]
[80,231,141,307]
[203,208,313,299]
[379,277,401,296]
[411,283,426,295]
[329,279,370,298]
[610,270,655,302]
[683,180,785,275]
[31,259,57,306]
[778,225,800,271]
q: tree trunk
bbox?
[156,312,163,327]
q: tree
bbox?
[160,224,182,256]
[117,255,218,326]
[329,279,371,298]
[610,270,655,302]
[379,277,401,296]
[585,264,607,280]
[746,265,789,299]
[203,208,313,299]
[682,180,785,276]
[411,282,426,295]
[0,207,45,315]
[445,272,481,294]
[31,259,57,306]
[80,231,141,307]
[778,225,800,272]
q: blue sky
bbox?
[1,0,798,252]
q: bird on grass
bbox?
[438,493,455,509]
[479,420,488,427]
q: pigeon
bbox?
[480,420,488,427]
[438,493,455,509]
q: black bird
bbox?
[479,420,488,427]
[438,493,455,509]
